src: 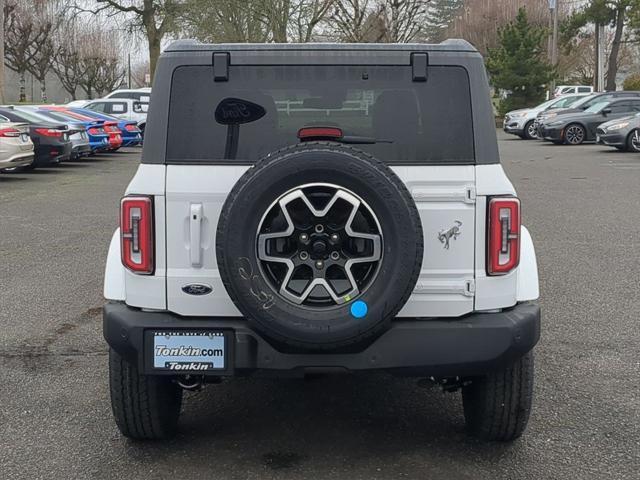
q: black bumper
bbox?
[104,302,540,377]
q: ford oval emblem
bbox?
[182,284,213,296]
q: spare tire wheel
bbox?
[216,142,423,350]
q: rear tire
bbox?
[462,351,534,442]
[109,349,183,440]
[626,129,640,152]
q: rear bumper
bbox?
[104,301,541,377]
[0,153,33,170]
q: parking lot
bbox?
[1,134,638,479]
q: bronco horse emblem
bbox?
[437,221,462,249]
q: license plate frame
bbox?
[145,329,233,375]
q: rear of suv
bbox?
[103,41,540,442]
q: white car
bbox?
[503,93,590,139]
[103,41,540,443]
[0,118,34,171]
[553,85,593,97]
[104,87,151,102]
[83,98,148,130]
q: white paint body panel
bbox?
[517,226,540,301]
[105,162,540,315]
[104,229,125,301]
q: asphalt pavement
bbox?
[0,136,638,479]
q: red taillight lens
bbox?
[0,127,21,137]
[88,127,104,135]
[120,196,154,274]
[125,124,139,132]
[34,128,63,137]
[487,197,520,275]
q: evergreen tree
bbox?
[486,8,555,116]
[425,0,463,42]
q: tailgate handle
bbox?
[190,203,203,267]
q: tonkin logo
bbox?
[182,284,213,296]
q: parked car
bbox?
[536,91,640,135]
[0,117,34,171]
[17,106,92,160]
[104,87,151,102]
[68,108,143,147]
[0,106,72,168]
[553,85,594,97]
[503,93,589,140]
[83,99,148,132]
[596,112,640,152]
[30,107,109,154]
[103,40,540,442]
[43,106,123,151]
[539,97,640,145]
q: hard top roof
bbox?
[165,39,478,54]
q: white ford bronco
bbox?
[103,41,540,442]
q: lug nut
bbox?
[330,233,339,242]
[315,224,324,233]
[331,251,340,260]
[299,233,309,242]
[315,260,324,269]
[300,251,309,260]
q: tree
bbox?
[623,72,640,89]
[182,0,270,42]
[3,1,46,102]
[86,1,185,83]
[563,0,640,91]
[25,4,62,103]
[486,8,555,116]
[330,0,378,42]
[378,0,430,43]
[424,0,463,42]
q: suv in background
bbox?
[103,41,541,442]
[503,93,589,140]
[84,98,148,131]
[104,87,151,102]
[553,85,593,97]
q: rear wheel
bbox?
[462,351,534,442]
[626,129,640,152]
[109,349,183,440]
[564,123,586,145]
[523,120,538,140]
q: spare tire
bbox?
[216,142,423,351]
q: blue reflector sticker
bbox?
[350,300,368,318]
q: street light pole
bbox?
[549,0,559,96]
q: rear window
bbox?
[167,65,475,164]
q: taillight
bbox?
[34,128,63,137]
[298,127,343,140]
[88,127,103,135]
[487,197,520,275]
[120,196,154,274]
[0,127,21,137]
[125,124,139,132]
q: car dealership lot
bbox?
[0,137,638,479]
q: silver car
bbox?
[0,118,34,171]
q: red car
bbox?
[42,106,123,151]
